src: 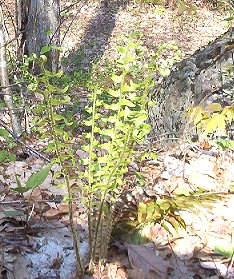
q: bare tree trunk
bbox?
[0,6,22,137]
[25,0,60,72]
[15,0,30,60]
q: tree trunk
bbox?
[148,28,234,138]
[0,6,22,136]
[15,0,30,60]
[17,0,60,72]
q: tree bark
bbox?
[17,0,60,72]
[148,28,234,138]
[0,6,22,136]
[15,0,30,60]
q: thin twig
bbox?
[4,31,21,47]
[60,2,88,45]
[0,81,27,90]
[0,199,63,205]
[0,119,50,162]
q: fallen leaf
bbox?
[128,267,144,279]
[200,261,234,277]
[127,244,169,279]
[43,204,76,220]
[12,254,31,279]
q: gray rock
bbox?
[149,28,234,138]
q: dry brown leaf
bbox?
[43,204,76,220]
[127,244,169,279]
[51,252,63,269]
[128,267,144,279]
[107,263,118,279]
[199,140,212,150]
[12,254,30,279]
[116,266,128,279]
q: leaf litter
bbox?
[1,0,234,278]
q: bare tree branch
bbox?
[0,119,50,162]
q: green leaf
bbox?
[51,45,62,52]
[51,96,70,105]
[135,171,145,186]
[111,74,123,84]
[0,150,7,163]
[116,46,127,54]
[15,175,22,189]
[26,164,52,190]
[159,67,170,77]
[122,106,131,119]
[4,210,23,217]
[122,82,138,92]
[107,89,121,97]
[124,55,135,63]
[121,99,135,107]
[98,154,109,164]
[216,139,234,150]
[40,45,51,54]
[54,71,64,78]
[27,82,38,91]
[53,114,64,121]
[100,142,111,152]
[60,85,69,94]
[40,133,52,140]
[99,128,114,137]
[135,114,148,125]
[157,200,171,211]
[53,170,63,179]
[148,101,156,107]
[0,101,5,108]
[64,118,73,126]
[104,115,117,123]
[8,154,16,162]
[48,84,57,92]
[214,245,234,259]
[44,29,53,35]
[104,103,119,111]
[174,184,191,196]
[224,16,234,21]
[13,175,29,193]
[84,119,92,126]
[0,128,10,138]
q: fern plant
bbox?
[81,32,152,271]
[21,53,85,277]
[20,32,154,277]
[188,103,234,138]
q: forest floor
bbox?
[1,1,234,279]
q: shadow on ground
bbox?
[63,0,128,73]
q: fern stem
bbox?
[46,82,84,278]
[87,87,98,259]
[90,129,132,264]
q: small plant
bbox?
[188,103,234,139]
[188,27,234,146]
[21,51,85,276]
[13,164,52,194]
[115,191,220,244]
[21,32,154,277]
[0,128,16,163]
[81,31,152,271]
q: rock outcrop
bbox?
[148,28,234,138]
